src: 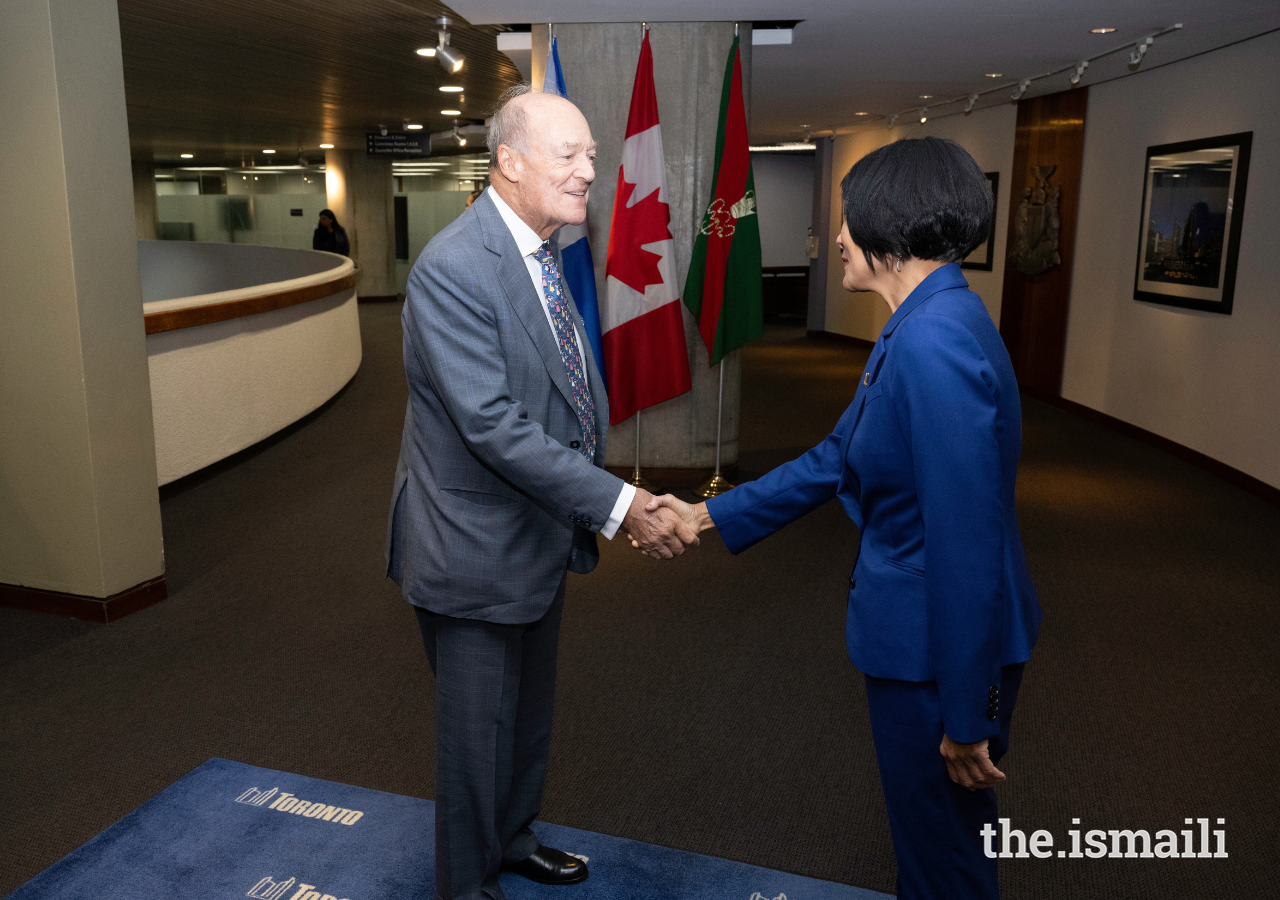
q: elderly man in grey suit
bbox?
[386,85,696,900]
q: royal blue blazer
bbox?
[706,265,1041,742]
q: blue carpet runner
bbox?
[5,758,892,900]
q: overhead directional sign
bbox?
[366,132,429,156]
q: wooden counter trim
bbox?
[144,270,357,335]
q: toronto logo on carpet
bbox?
[235,786,364,825]
[247,875,353,900]
[749,893,787,900]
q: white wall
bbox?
[822,103,1017,341]
[751,152,815,267]
[1064,31,1280,489]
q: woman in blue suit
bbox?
[648,138,1041,899]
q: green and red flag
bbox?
[683,34,763,366]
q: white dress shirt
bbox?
[487,186,634,539]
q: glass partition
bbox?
[156,167,328,250]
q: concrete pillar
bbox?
[133,160,158,240]
[0,0,166,621]
[325,149,397,299]
[534,22,753,473]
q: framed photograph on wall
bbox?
[1134,132,1251,314]
[961,171,999,271]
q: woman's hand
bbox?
[940,735,1006,790]
[629,494,715,554]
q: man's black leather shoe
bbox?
[502,845,589,885]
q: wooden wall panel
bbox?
[999,88,1088,397]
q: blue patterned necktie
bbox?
[532,242,597,460]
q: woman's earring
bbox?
[896,257,903,272]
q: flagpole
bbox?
[625,17,656,497]
[695,360,734,498]
[627,410,655,492]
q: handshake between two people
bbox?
[620,489,716,560]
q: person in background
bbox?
[313,208,350,256]
[646,137,1042,900]
[465,188,484,209]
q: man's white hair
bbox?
[488,84,534,168]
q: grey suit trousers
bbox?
[414,578,565,900]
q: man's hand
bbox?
[622,488,699,560]
[940,735,1006,790]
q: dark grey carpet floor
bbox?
[2,306,1277,899]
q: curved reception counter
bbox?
[140,241,361,486]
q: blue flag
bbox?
[544,36,606,389]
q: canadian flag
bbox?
[603,30,692,425]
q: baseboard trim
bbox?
[0,575,168,624]
[806,330,876,349]
[357,294,402,303]
[1032,392,1280,509]
[604,465,740,492]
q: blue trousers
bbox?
[864,663,1025,900]
[415,582,564,900]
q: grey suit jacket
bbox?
[386,191,622,623]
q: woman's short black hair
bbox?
[840,137,992,270]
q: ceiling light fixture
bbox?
[439,86,463,93]
[435,17,465,73]
[406,124,423,130]
[1129,35,1155,69]
[854,111,869,116]
[963,93,979,114]
[320,143,334,149]
[263,149,276,154]
[1070,59,1089,86]
[415,47,436,57]
[1090,27,1116,34]
[918,94,932,99]
[889,114,900,127]
[1010,79,1031,102]
[180,153,194,159]
[919,108,928,124]
[985,73,1003,78]
[452,119,466,147]
[441,109,461,116]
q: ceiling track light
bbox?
[1129,35,1154,69]
[453,119,466,147]
[435,17,465,73]
[834,24,1180,135]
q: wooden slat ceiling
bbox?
[120,0,521,166]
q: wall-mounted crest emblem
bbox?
[1009,166,1061,275]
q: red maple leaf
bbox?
[606,178,672,295]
